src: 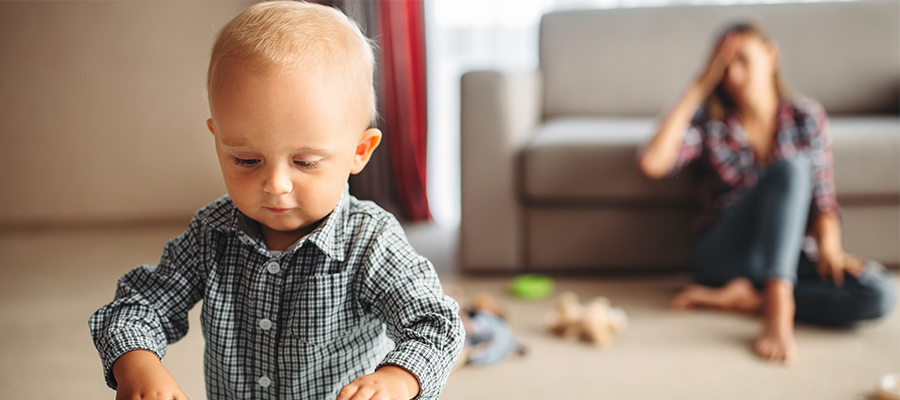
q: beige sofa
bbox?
[460,1,900,273]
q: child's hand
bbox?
[112,350,189,400]
[336,365,420,400]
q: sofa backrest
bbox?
[539,1,900,119]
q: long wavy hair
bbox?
[705,22,790,121]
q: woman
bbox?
[637,22,896,363]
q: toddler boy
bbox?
[89,2,464,399]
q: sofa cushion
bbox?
[831,117,900,200]
[522,118,693,204]
[522,117,900,203]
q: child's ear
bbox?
[207,118,215,136]
[350,128,382,174]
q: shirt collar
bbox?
[304,185,349,262]
[205,185,350,262]
[724,97,795,143]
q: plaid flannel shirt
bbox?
[89,186,464,400]
[669,96,840,230]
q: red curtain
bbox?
[376,0,431,221]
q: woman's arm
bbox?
[637,83,709,179]
[800,97,862,287]
[637,33,742,179]
[813,211,864,287]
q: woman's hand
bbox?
[637,32,742,179]
[814,211,864,287]
[817,248,864,287]
[696,32,741,93]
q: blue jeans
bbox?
[688,155,897,326]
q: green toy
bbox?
[509,274,554,300]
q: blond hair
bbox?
[208,1,376,127]
[705,21,790,122]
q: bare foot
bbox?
[754,280,796,364]
[671,277,761,313]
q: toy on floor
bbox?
[546,291,628,348]
[445,285,527,369]
[509,274,555,300]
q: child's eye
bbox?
[294,160,318,169]
[234,158,260,167]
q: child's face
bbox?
[207,64,380,250]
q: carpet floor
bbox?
[0,223,896,400]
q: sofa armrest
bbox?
[460,70,542,272]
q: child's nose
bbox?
[263,165,292,195]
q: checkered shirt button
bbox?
[266,261,280,274]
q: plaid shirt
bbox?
[89,187,464,400]
[670,97,840,230]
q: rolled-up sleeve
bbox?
[803,102,841,222]
[362,220,465,400]
[88,219,207,389]
[665,110,706,177]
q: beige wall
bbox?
[0,1,255,226]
